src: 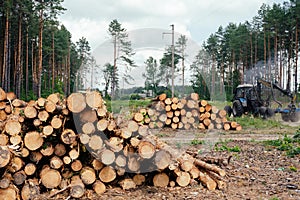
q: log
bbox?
[4,120,21,136]
[92,159,104,171]
[176,171,191,187]
[138,141,155,159]
[93,180,106,195]
[119,178,136,190]
[8,157,24,173]
[40,142,54,156]
[133,174,145,186]
[54,143,66,157]
[71,160,83,172]
[158,93,167,101]
[0,134,8,146]
[85,91,103,109]
[51,116,62,129]
[99,166,116,183]
[33,118,41,127]
[63,156,72,165]
[153,173,169,187]
[13,170,27,185]
[47,93,60,104]
[99,149,115,165]
[24,131,44,151]
[190,93,199,101]
[223,122,231,131]
[21,179,40,200]
[40,168,62,189]
[120,127,132,139]
[127,120,139,132]
[80,109,98,123]
[80,167,96,185]
[194,159,226,177]
[0,185,17,200]
[199,171,217,191]
[97,107,107,117]
[42,125,53,136]
[97,119,109,131]
[24,106,37,119]
[138,125,149,137]
[50,156,63,169]
[115,154,127,168]
[154,150,172,170]
[37,97,46,107]
[79,134,90,145]
[9,135,21,146]
[69,148,79,160]
[0,87,7,101]
[82,122,95,134]
[70,175,85,198]
[61,129,77,145]
[0,110,7,121]
[6,92,16,101]
[67,93,86,113]
[38,110,49,122]
[44,101,57,113]
[88,134,103,151]
[29,151,43,163]
[134,112,144,122]
[127,155,140,172]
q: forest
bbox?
[0,0,299,101]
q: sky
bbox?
[58,0,286,89]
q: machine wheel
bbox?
[224,105,232,117]
[281,112,290,122]
[232,100,244,117]
[259,107,267,119]
[265,108,275,118]
[290,112,300,122]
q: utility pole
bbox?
[163,24,175,98]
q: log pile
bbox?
[140,93,241,131]
[0,88,231,199]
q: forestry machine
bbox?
[224,78,300,122]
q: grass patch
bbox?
[190,139,204,145]
[289,166,297,172]
[214,139,241,152]
[263,134,300,157]
[233,116,284,129]
[106,99,152,113]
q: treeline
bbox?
[192,0,299,100]
[0,0,90,100]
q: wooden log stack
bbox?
[142,93,241,131]
[0,88,232,199]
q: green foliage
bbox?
[105,99,151,114]
[21,90,37,101]
[289,166,297,172]
[232,116,284,129]
[214,139,241,152]
[263,134,300,157]
[215,144,241,152]
[130,94,142,100]
[190,139,204,145]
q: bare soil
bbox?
[42,127,300,200]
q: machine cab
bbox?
[233,84,254,100]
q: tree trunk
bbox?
[25,28,29,98]
[2,11,9,91]
[52,31,55,92]
[37,9,44,97]
[294,22,298,92]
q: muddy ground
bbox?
[42,126,300,200]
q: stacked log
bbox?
[0,88,229,199]
[144,93,241,131]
